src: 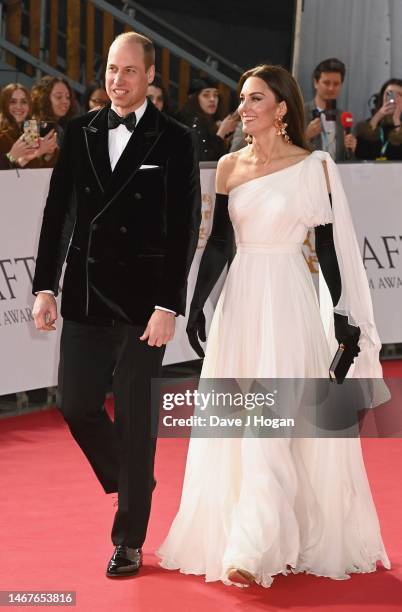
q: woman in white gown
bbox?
[157,65,390,588]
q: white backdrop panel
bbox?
[338,162,402,343]
[0,163,401,394]
[0,169,60,395]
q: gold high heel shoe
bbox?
[227,568,255,586]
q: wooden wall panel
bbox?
[86,1,95,83]
[49,1,59,68]
[102,13,114,59]
[218,83,231,116]
[161,48,170,91]
[66,0,81,81]
[5,0,22,66]
[178,58,190,109]
[29,0,41,58]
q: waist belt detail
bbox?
[236,242,302,254]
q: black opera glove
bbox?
[315,194,361,358]
[187,308,207,358]
[334,313,361,358]
[186,193,234,358]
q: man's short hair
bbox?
[111,32,155,70]
[313,58,346,83]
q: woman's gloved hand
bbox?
[186,307,206,358]
[334,312,361,358]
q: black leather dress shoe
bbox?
[106,546,143,578]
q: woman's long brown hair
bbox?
[31,75,76,125]
[238,64,309,150]
[0,83,32,131]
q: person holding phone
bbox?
[355,78,402,160]
[31,76,77,150]
[0,83,58,168]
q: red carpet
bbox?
[382,360,402,377]
[1,364,401,611]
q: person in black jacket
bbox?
[179,77,238,161]
[32,32,201,578]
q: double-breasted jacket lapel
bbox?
[83,102,166,214]
[104,102,165,204]
[82,106,112,194]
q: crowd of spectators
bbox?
[0,59,401,169]
[230,58,402,162]
[0,76,76,170]
[303,59,402,162]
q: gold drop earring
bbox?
[274,115,291,144]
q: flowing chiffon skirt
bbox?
[157,153,390,587]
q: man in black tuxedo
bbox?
[32,32,201,577]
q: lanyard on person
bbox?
[379,126,389,157]
[319,112,329,151]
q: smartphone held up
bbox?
[23,119,56,146]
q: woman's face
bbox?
[147,85,164,111]
[238,76,283,137]
[8,89,30,125]
[383,84,402,113]
[198,88,219,115]
[50,82,71,118]
[88,88,109,110]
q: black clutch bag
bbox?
[329,343,357,384]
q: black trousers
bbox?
[58,319,164,548]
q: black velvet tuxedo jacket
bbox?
[33,102,202,326]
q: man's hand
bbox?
[305,117,322,141]
[32,293,58,331]
[140,310,175,347]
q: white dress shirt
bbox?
[317,106,337,161]
[39,98,175,316]
[108,98,147,171]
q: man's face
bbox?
[105,41,155,113]
[314,71,343,101]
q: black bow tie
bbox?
[108,109,137,132]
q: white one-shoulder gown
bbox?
[157,151,390,588]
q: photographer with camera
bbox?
[304,58,356,161]
[355,79,402,161]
